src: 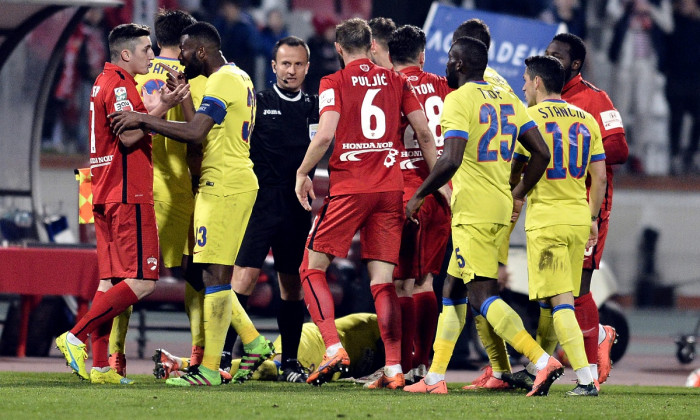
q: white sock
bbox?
[326,342,342,357]
[598,324,607,345]
[534,353,550,371]
[384,364,402,377]
[575,366,594,385]
[92,366,110,373]
[526,362,537,376]
[66,332,83,346]
[590,364,599,381]
[492,370,503,379]
[424,372,445,385]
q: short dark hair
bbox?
[271,36,310,61]
[155,9,197,48]
[182,21,221,50]
[452,36,488,74]
[388,25,425,66]
[453,18,490,49]
[336,18,371,53]
[552,32,587,66]
[525,55,565,94]
[108,23,150,61]
[368,17,396,48]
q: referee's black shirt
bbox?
[250,84,319,189]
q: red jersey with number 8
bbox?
[319,58,422,196]
[89,62,153,205]
[397,66,453,195]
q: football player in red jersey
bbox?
[545,33,628,386]
[385,24,453,382]
[295,18,437,389]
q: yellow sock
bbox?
[474,314,511,373]
[185,282,205,348]
[430,298,466,375]
[483,297,545,364]
[180,357,190,370]
[108,306,132,354]
[231,289,259,345]
[535,305,558,355]
[201,287,232,371]
[553,305,588,371]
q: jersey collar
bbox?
[345,57,374,69]
[104,62,137,85]
[273,84,302,102]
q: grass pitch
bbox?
[1,372,697,419]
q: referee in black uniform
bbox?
[221,36,319,383]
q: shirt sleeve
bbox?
[513,100,538,135]
[588,116,606,162]
[513,141,530,162]
[440,91,469,142]
[318,76,339,115]
[593,91,625,137]
[602,132,628,165]
[400,77,423,116]
[197,72,228,124]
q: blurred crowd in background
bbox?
[41,0,700,177]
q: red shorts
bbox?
[394,194,451,279]
[583,210,609,270]
[94,202,160,280]
[307,191,404,264]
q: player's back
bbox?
[441,81,536,226]
[320,58,421,196]
[398,67,452,190]
[515,100,605,230]
[198,63,258,196]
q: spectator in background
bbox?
[213,0,261,77]
[305,15,339,95]
[259,9,289,87]
[665,0,700,174]
[607,0,673,173]
[539,0,588,38]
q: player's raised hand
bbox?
[586,220,599,251]
[141,87,161,113]
[161,63,186,91]
[160,83,190,108]
[295,173,315,211]
[405,195,424,224]
[108,111,145,135]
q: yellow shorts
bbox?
[154,198,194,268]
[192,190,257,265]
[447,223,509,282]
[526,225,588,300]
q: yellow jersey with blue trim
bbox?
[441,80,537,225]
[514,99,605,230]
[134,57,207,202]
[196,63,258,196]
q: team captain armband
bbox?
[600,110,623,130]
[319,89,335,111]
[198,96,227,124]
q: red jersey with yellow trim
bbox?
[89,62,153,205]
[397,66,453,196]
[319,58,422,195]
[561,74,627,212]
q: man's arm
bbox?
[602,132,628,165]
[587,159,607,249]
[109,110,215,145]
[406,109,437,170]
[405,137,465,222]
[510,127,550,218]
[295,110,340,211]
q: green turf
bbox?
[1,373,697,419]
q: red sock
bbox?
[71,281,138,343]
[89,291,110,368]
[398,296,415,372]
[301,267,339,348]
[574,292,599,364]
[413,290,438,368]
[371,283,402,366]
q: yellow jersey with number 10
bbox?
[196,64,258,196]
[441,80,537,226]
[514,99,605,230]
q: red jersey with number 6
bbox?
[319,58,422,196]
[89,62,153,205]
[397,66,453,195]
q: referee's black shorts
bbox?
[235,187,312,274]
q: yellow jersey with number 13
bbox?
[441,80,537,226]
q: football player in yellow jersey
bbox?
[110,22,271,387]
[107,9,209,379]
[507,55,606,396]
[404,37,561,396]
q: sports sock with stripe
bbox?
[71,281,139,343]
[201,285,232,371]
[535,304,558,355]
[185,281,205,348]
[553,304,588,372]
[482,296,546,365]
[301,268,340,347]
[231,290,259,346]
[574,292,599,365]
[474,313,511,374]
[108,305,132,355]
[430,297,466,375]
[371,283,402,366]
